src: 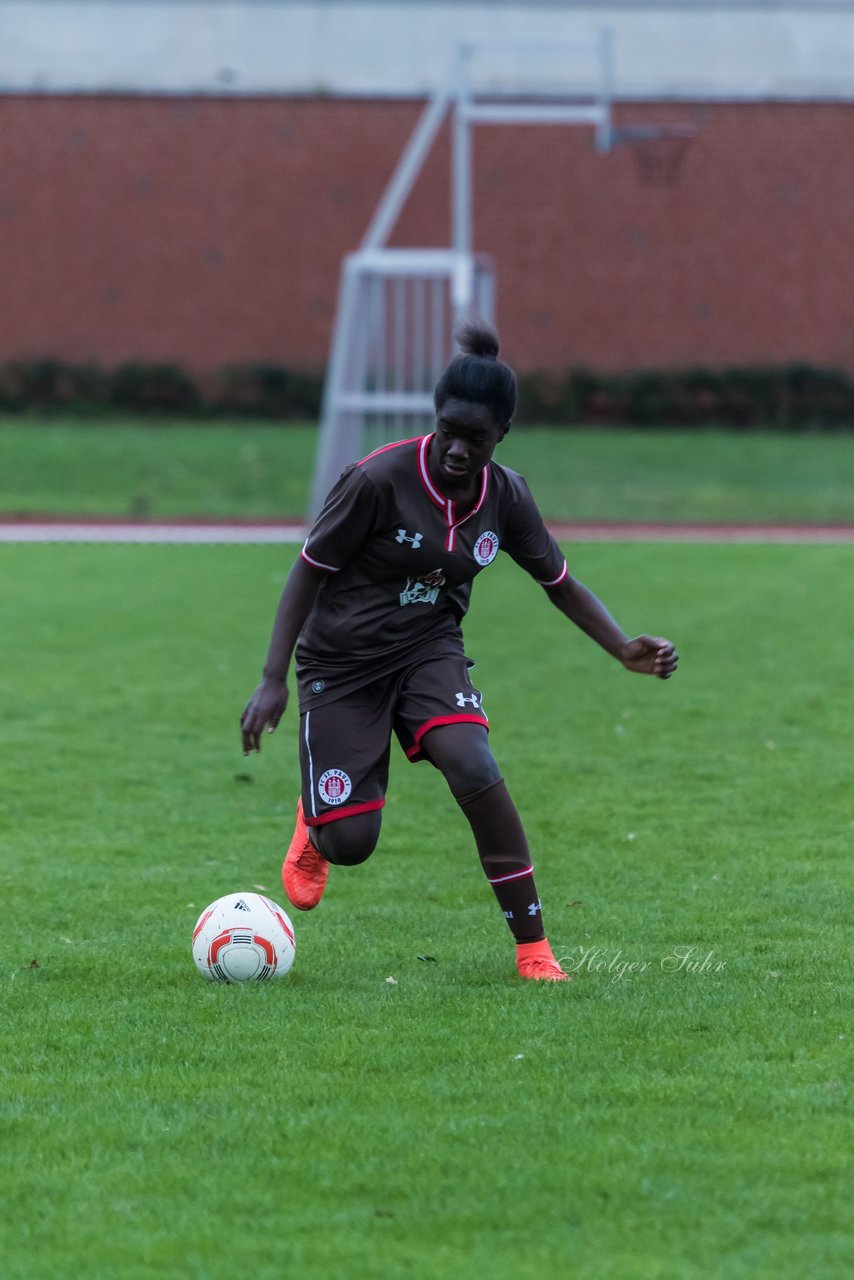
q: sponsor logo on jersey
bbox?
[318,768,352,806]
[396,529,423,549]
[400,568,445,607]
[473,531,499,566]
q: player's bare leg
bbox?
[421,723,570,982]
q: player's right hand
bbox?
[240,677,289,754]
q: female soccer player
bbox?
[240,325,678,981]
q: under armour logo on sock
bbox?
[396,529,423,548]
[527,900,542,917]
[503,910,514,920]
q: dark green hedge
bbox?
[2,358,854,428]
[515,365,854,429]
[0,360,324,419]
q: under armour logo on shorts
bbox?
[455,692,481,708]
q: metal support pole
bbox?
[597,25,614,153]
[451,45,474,328]
[361,86,452,252]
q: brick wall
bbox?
[0,94,852,374]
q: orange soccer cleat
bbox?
[282,798,330,911]
[516,938,571,982]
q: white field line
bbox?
[547,522,854,544]
[0,522,308,544]
[0,520,853,544]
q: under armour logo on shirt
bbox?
[455,692,481,708]
[396,529,423,549]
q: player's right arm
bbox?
[240,557,326,754]
[241,464,381,752]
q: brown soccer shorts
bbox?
[298,653,488,826]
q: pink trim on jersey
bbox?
[538,560,569,588]
[417,434,491,552]
[405,713,490,760]
[487,865,535,886]
[304,797,386,827]
[307,438,420,571]
[417,434,446,508]
[358,435,423,466]
[300,545,341,573]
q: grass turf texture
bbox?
[2,543,851,1280]
[3,416,854,522]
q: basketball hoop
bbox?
[612,123,696,189]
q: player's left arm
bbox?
[501,474,677,679]
[544,574,678,680]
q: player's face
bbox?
[431,399,507,493]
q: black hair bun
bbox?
[434,319,516,423]
[455,322,500,361]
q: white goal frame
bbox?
[309,34,616,516]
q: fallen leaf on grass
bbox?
[385,976,398,985]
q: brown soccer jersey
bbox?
[296,433,567,709]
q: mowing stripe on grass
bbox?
[2,519,854,544]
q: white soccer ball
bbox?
[192,892,296,983]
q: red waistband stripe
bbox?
[303,798,386,827]
[405,713,490,759]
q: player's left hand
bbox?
[621,635,678,679]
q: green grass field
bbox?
[2,540,851,1279]
[3,415,854,521]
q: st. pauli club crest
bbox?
[317,768,352,806]
[473,531,499,566]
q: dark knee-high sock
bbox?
[457,778,545,943]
